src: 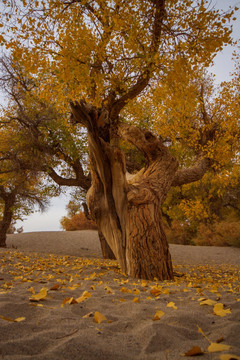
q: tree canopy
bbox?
[1,0,236,109]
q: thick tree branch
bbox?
[171,157,211,187]
[46,167,90,190]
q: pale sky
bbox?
[1,1,240,232]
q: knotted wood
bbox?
[71,101,179,280]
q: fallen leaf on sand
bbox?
[14,317,26,322]
[152,310,164,321]
[167,302,177,310]
[208,342,231,353]
[94,311,107,324]
[133,288,140,295]
[50,284,61,291]
[61,297,78,306]
[75,291,91,303]
[133,297,139,303]
[163,289,170,294]
[200,299,217,306]
[220,355,240,360]
[197,326,231,353]
[213,303,231,317]
[67,284,80,290]
[0,315,25,322]
[82,312,94,318]
[120,287,132,293]
[183,346,204,356]
[150,286,162,297]
[29,288,48,302]
[105,286,114,294]
[28,287,35,294]
[197,325,211,342]
[0,315,15,322]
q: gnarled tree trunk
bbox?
[71,101,179,280]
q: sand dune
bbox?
[0,231,239,359]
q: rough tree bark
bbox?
[70,101,182,280]
[82,201,115,259]
[71,100,211,280]
[0,190,16,247]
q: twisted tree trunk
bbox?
[70,101,179,280]
[70,101,210,280]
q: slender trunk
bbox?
[98,230,116,259]
[0,228,7,247]
[82,201,116,259]
[0,198,14,248]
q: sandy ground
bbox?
[0,231,239,360]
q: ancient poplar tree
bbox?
[1,0,238,279]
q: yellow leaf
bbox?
[30,303,43,307]
[29,288,48,302]
[120,287,132,293]
[84,272,96,280]
[200,299,217,306]
[82,312,94,318]
[67,284,80,290]
[163,289,170,294]
[183,346,204,356]
[208,342,231,353]
[141,280,148,287]
[94,311,107,324]
[213,303,231,317]
[0,315,15,322]
[197,325,211,342]
[132,297,139,303]
[61,297,78,306]
[152,310,164,321]
[50,284,61,291]
[150,286,162,297]
[105,286,114,294]
[28,287,35,294]
[76,291,91,303]
[167,302,177,310]
[133,288,140,295]
[14,317,26,322]
[220,355,240,360]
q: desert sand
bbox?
[0,231,240,360]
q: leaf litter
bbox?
[0,249,239,358]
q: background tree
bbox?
[0,55,116,258]
[0,122,52,247]
[1,0,239,279]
